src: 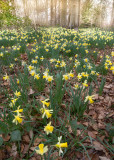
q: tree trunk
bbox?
[111,0,114,28]
[61,0,67,27]
[78,0,81,27]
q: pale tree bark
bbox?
[111,0,114,27]
[54,0,57,25]
[78,0,81,27]
[57,0,61,25]
[74,0,81,27]
[68,0,74,28]
[61,0,67,27]
[50,0,54,25]
[45,0,49,25]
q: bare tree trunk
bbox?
[57,0,61,25]
[111,0,114,28]
[61,0,67,27]
[50,0,54,25]
[68,0,75,28]
[78,0,81,27]
[45,0,49,25]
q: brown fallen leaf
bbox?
[107,100,112,107]
[98,122,105,129]
[44,87,50,93]
[22,144,29,155]
[93,141,105,152]
[68,125,72,133]
[6,145,11,153]
[61,104,66,109]
[34,137,43,147]
[30,157,37,160]
[21,144,25,153]
[99,156,110,160]
[85,153,99,160]
[0,150,5,160]
[83,122,89,127]
[88,131,96,139]
[94,94,99,100]
[28,88,35,95]
[29,130,34,139]
[2,134,10,142]
[99,136,105,141]
[104,96,110,103]
[99,96,104,100]
[77,130,81,136]
[23,135,30,143]
[98,113,105,120]
[107,112,113,118]
[30,146,36,151]
[39,95,45,101]
[88,110,96,116]
[104,84,112,89]
[10,143,18,157]
[90,122,98,131]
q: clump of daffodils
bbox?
[40,98,53,119]
[43,69,53,82]
[63,71,74,81]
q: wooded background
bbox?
[2,0,114,28]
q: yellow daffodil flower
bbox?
[85,95,95,104]
[17,79,19,84]
[14,91,21,97]
[46,75,53,82]
[30,70,36,76]
[3,73,9,81]
[60,61,66,67]
[34,74,40,80]
[41,99,50,107]
[11,98,18,105]
[12,113,23,125]
[82,80,88,89]
[77,73,82,80]
[35,144,48,155]
[28,65,34,71]
[40,56,44,61]
[10,64,14,68]
[84,58,88,62]
[0,53,3,57]
[13,106,23,114]
[40,108,53,119]
[68,71,74,78]
[74,83,79,89]
[44,122,54,135]
[63,74,69,81]
[55,136,68,156]
[110,66,114,74]
[43,71,48,79]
